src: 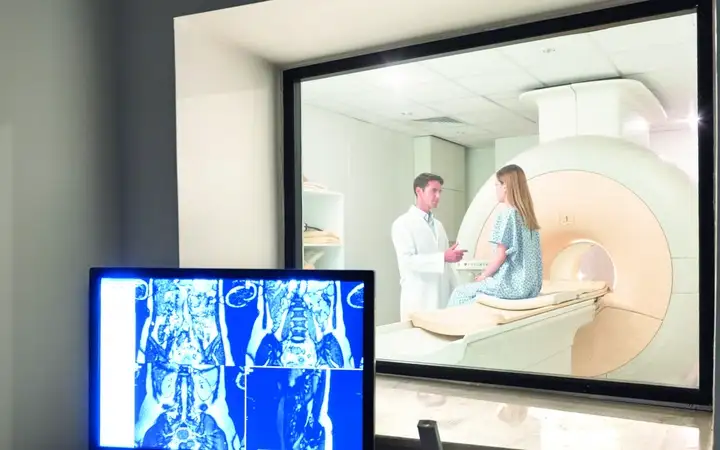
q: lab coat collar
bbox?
[408,205,439,244]
[408,205,433,222]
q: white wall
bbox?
[174,21,280,268]
[414,136,467,242]
[301,105,415,325]
[0,0,120,448]
[466,146,496,206]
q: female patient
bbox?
[448,164,542,307]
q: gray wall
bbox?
[0,0,267,448]
[1,0,121,448]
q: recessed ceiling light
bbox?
[400,112,413,116]
[541,47,556,54]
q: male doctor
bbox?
[391,173,467,321]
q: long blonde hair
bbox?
[496,164,540,231]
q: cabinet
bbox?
[302,189,345,269]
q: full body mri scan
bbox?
[132,278,364,450]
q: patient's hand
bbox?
[474,274,486,282]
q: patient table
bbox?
[376,280,608,375]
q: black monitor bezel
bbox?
[88,267,376,450]
[281,0,716,407]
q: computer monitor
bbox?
[89,268,375,450]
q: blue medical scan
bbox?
[245,367,363,450]
[99,276,365,450]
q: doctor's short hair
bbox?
[413,173,444,195]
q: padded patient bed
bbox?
[409,280,609,337]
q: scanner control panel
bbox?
[455,260,490,271]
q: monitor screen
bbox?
[89,268,373,450]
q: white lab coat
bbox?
[391,206,457,321]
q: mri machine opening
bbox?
[376,80,699,387]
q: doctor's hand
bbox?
[444,243,467,263]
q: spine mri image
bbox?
[129,277,365,450]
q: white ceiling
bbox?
[181,0,638,66]
[301,14,698,148]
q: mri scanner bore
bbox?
[299,13,699,387]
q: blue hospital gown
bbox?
[448,206,543,307]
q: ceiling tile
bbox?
[485,121,538,138]
[300,14,695,139]
[301,74,370,101]
[372,120,425,136]
[523,58,617,86]
[412,122,487,135]
[499,33,618,85]
[420,48,523,79]
[462,114,538,137]
[499,33,600,68]
[302,99,388,124]
[427,96,505,116]
[434,125,491,143]
[589,14,696,54]
[485,92,538,121]
[401,79,476,104]
[610,43,695,76]
[358,63,445,90]
[335,88,442,120]
[454,71,542,96]
[455,109,535,127]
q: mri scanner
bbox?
[377,79,700,386]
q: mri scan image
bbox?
[123,277,364,450]
[245,367,363,450]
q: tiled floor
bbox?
[376,375,711,449]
